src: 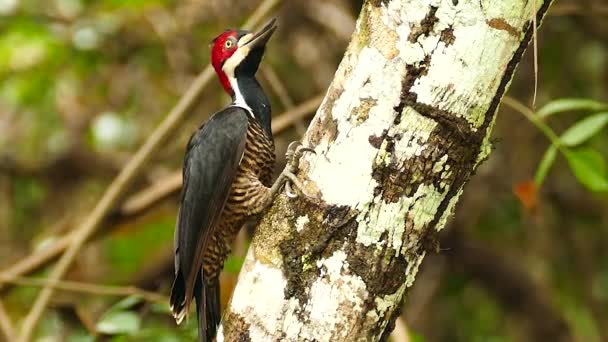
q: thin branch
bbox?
[16,1,282,340]
[0,275,167,304]
[0,234,72,293]
[261,65,309,135]
[304,1,356,41]
[501,96,562,147]
[271,93,324,133]
[262,66,295,109]
[74,306,97,337]
[0,300,15,342]
[120,172,182,216]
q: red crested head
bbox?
[210,19,277,98]
[211,30,240,95]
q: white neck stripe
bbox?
[229,76,253,117]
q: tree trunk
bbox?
[220,0,554,340]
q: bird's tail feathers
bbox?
[195,275,221,342]
[170,270,188,324]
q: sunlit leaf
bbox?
[534,145,557,186]
[96,311,141,335]
[564,148,608,192]
[560,113,608,146]
[537,98,608,119]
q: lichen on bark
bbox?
[220,0,555,340]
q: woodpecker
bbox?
[170,19,310,342]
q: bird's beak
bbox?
[239,18,277,49]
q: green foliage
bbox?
[532,98,608,192]
[96,296,144,335]
[534,145,557,185]
[440,279,514,342]
[536,98,608,119]
[101,0,175,10]
[66,331,96,342]
[560,113,608,146]
[112,295,145,310]
[475,198,522,240]
[97,311,142,335]
[104,215,174,282]
[408,331,426,342]
[563,148,608,192]
[11,177,47,232]
[0,19,64,76]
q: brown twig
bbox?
[271,93,324,133]
[74,306,98,337]
[16,1,282,340]
[0,300,15,342]
[0,275,167,304]
[262,66,295,109]
[0,234,73,293]
[261,65,308,134]
[0,148,122,180]
[304,1,356,41]
[120,172,183,216]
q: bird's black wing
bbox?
[170,106,249,322]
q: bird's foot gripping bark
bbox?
[275,141,315,199]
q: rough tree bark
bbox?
[220,0,554,340]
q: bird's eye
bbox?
[224,39,234,49]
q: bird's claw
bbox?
[286,142,315,164]
[282,169,313,199]
[285,182,298,199]
[282,141,316,199]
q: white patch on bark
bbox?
[307,46,404,207]
[476,114,498,166]
[391,108,437,160]
[404,252,426,287]
[282,300,304,338]
[295,215,310,232]
[300,250,369,341]
[225,249,307,341]
[376,282,407,316]
[369,281,408,338]
[414,1,534,128]
[409,184,447,231]
[356,197,411,252]
[229,258,290,335]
